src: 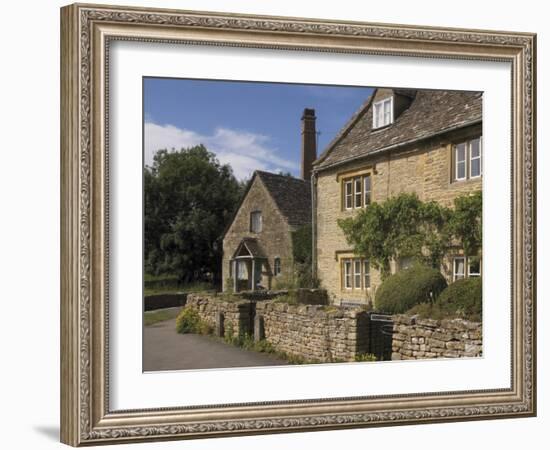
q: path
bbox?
[143,315,288,371]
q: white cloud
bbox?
[144,122,299,180]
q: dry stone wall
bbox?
[186,294,255,337]
[256,302,369,362]
[391,315,482,360]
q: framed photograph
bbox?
[60,3,536,446]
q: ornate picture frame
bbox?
[60,3,536,446]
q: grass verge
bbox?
[144,308,181,326]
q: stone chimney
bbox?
[301,108,317,180]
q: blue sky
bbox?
[144,78,373,180]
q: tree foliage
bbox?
[338,191,482,279]
[446,190,482,257]
[291,225,319,288]
[144,145,242,284]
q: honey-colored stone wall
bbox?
[222,177,294,291]
[315,124,482,305]
[391,315,482,360]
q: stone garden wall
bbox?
[185,294,255,337]
[255,302,369,362]
[391,315,482,360]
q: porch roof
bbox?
[232,238,267,259]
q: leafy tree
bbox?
[144,145,242,285]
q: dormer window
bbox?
[373,97,394,129]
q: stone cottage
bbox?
[312,88,482,305]
[222,109,316,292]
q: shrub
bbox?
[375,264,447,314]
[406,302,448,321]
[175,307,201,334]
[436,277,482,321]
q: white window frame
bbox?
[453,256,466,281]
[354,177,362,209]
[343,259,352,289]
[454,143,467,181]
[344,180,353,210]
[373,97,394,129]
[454,137,483,182]
[469,137,482,178]
[250,211,262,233]
[342,174,372,211]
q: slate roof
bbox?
[314,89,482,170]
[256,171,312,228]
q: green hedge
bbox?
[375,265,447,314]
[436,277,482,321]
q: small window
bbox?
[344,180,353,209]
[342,257,370,291]
[468,258,481,277]
[453,257,466,281]
[364,260,370,288]
[344,260,352,289]
[453,137,482,182]
[373,97,393,129]
[250,211,262,233]
[274,257,281,276]
[342,173,372,210]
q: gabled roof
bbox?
[232,238,266,259]
[313,89,482,171]
[223,171,312,240]
[255,171,312,228]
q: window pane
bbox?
[345,181,352,209]
[468,258,481,277]
[354,178,362,208]
[471,158,481,177]
[354,260,362,289]
[364,260,370,288]
[251,211,262,232]
[454,258,465,280]
[274,258,281,276]
[364,175,371,205]
[456,161,466,180]
[344,261,352,288]
[384,100,391,124]
[471,138,480,158]
[456,143,466,162]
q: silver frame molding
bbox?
[60,3,536,446]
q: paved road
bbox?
[143,316,288,371]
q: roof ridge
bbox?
[312,89,377,168]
